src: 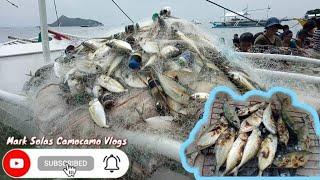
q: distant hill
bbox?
[49,15,103,27]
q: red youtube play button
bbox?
[2,149,31,178]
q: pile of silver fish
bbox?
[191,100,312,176]
[52,11,263,131]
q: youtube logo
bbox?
[10,158,24,169]
[2,149,30,178]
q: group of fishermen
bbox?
[233,17,320,58]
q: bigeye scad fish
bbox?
[215,128,236,175]
[223,102,241,129]
[258,134,278,176]
[262,103,277,134]
[223,133,249,176]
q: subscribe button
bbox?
[2,149,129,178]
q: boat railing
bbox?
[234,20,240,27]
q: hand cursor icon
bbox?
[63,163,76,177]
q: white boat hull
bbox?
[0,38,69,58]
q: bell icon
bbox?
[103,154,120,173]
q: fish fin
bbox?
[258,170,263,176]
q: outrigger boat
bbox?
[0,30,72,59]
[295,9,320,26]
[211,11,268,28]
[210,5,292,28]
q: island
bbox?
[49,15,103,27]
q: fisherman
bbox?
[280,25,290,39]
[299,19,316,48]
[237,32,254,52]
[254,17,283,47]
[295,29,311,48]
[310,18,320,58]
[281,30,297,48]
[233,34,240,48]
[313,18,320,52]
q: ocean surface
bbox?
[0,20,300,94]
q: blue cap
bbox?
[265,17,283,29]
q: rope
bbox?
[290,22,300,29]
[111,0,134,24]
[205,0,264,27]
[4,0,18,8]
[53,0,60,27]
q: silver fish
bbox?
[191,92,209,101]
[262,103,277,134]
[223,102,241,129]
[258,134,278,176]
[92,85,104,98]
[175,30,205,61]
[92,45,111,59]
[157,73,190,105]
[88,98,110,128]
[232,129,262,175]
[228,71,258,91]
[223,133,249,176]
[144,116,174,129]
[97,75,126,93]
[246,109,263,127]
[196,121,228,148]
[107,56,124,76]
[166,97,188,115]
[160,45,180,59]
[114,69,147,89]
[237,102,266,117]
[82,39,104,51]
[95,53,117,72]
[106,39,133,53]
[141,41,159,54]
[142,55,158,70]
[240,119,255,133]
[215,128,236,175]
[240,109,263,133]
[273,151,311,168]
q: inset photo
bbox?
[183,88,319,177]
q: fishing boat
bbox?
[211,11,268,28]
[210,5,272,28]
[0,30,71,59]
[295,9,320,26]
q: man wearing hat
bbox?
[313,18,320,52]
[254,17,283,47]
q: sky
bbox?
[0,0,319,27]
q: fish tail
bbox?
[232,168,238,176]
[258,170,263,176]
[221,168,230,176]
[215,166,220,175]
